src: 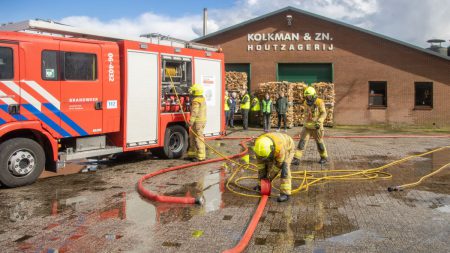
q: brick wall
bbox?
[197,10,450,127]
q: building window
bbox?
[368,81,387,108]
[414,82,433,109]
[0,47,14,80]
[63,52,97,81]
[42,50,59,81]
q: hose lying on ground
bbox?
[137,74,450,253]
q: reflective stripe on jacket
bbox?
[224,95,230,111]
[261,99,272,114]
[303,98,326,129]
[190,96,207,124]
[240,93,250,110]
[251,97,260,111]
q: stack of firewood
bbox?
[255,82,335,127]
[256,82,295,128]
[225,72,248,91]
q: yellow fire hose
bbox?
[166,73,450,197]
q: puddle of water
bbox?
[325,229,382,245]
[435,205,450,213]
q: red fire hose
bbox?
[137,138,252,204]
[223,179,271,253]
[137,133,450,252]
[220,134,450,140]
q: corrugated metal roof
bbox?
[192,6,450,61]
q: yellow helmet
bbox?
[304,86,316,97]
[189,83,204,96]
[253,136,274,159]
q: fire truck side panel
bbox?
[100,44,121,134]
[193,57,223,137]
[59,41,103,137]
[0,42,23,128]
[125,50,159,148]
[20,39,67,138]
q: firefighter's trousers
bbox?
[258,149,294,195]
[188,122,206,160]
[294,127,328,160]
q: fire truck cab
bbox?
[0,20,225,187]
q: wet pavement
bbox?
[0,127,449,253]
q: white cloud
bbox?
[59,0,450,48]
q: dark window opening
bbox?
[415,82,433,108]
[369,81,387,107]
[0,47,14,80]
[42,50,59,81]
[64,52,97,81]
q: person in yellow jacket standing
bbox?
[292,87,328,165]
[250,93,261,127]
[240,90,251,130]
[186,83,207,162]
[253,132,295,202]
[224,91,230,129]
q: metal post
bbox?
[203,8,208,36]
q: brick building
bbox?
[194,6,450,127]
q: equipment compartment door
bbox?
[125,50,159,147]
[194,58,222,136]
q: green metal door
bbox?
[225,63,251,91]
[277,63,332,84]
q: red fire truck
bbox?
[0,20,225,187]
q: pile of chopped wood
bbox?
[225,72,248,91]
[256,82,335,127]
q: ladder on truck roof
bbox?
[0,19,220,52]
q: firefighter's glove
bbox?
[315,122,321,129]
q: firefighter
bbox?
[253,132,295,202]
[250,92,261,127]
[292,87,328,165]
[186,83,207,162]
[240,90,251,130]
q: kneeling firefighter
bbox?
[292,86,328,165]
[253,132,296,202]
[186,83,207,162]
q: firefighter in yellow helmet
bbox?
[186,83,207,162]
[253,132,295,202]
[292,86,328,165]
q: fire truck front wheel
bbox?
[0,138,45,187]
[153,125,188,159]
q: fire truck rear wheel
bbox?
[153,125,188,159]
[0,138,45,188]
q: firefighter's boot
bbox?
[319,157,328,164]
[291,158,300,166]
[277,194,290,202]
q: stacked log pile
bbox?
[225,72,248,112]
[256,82,335,127]
[225,72,248,91]
[256,82,296,128]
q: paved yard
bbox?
[0,127,449,253]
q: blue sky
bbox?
[1,0,449,47]
[0,0,234,22]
